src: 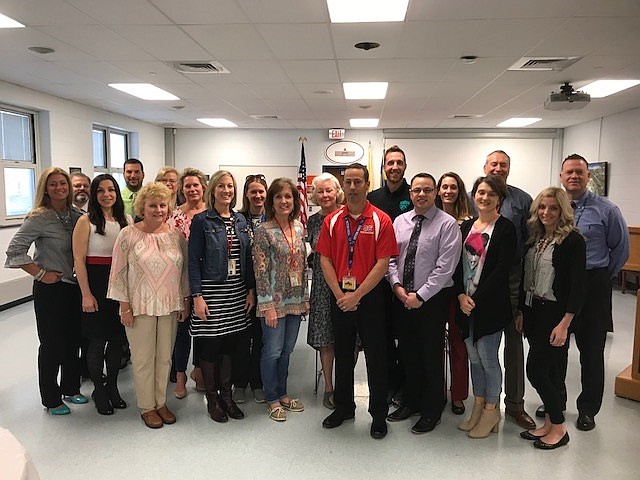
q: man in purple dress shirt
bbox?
[387,173,462,433]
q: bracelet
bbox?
[119,309,132,316]
[34,269,46,281]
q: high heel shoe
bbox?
[91,389,114,416]
[468,408,500,438]
[107,385,127,409]
[459,401,484,431]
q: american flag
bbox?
[297,142,308,231]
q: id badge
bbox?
[289,272,301,287]
[341,275,356,291]
[228,259,237,276]
[525,290,533,308]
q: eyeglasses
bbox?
[246,174,266,181]
[410,187,435,195]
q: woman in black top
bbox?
[516,187,585,450]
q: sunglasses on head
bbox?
[245,174,266,182]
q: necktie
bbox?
[570,201,577,210]
[403,215,425,292]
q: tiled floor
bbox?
[0,290,639,480]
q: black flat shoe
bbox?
[411,416,440,434]
[576,413,595,431]
[322,410,354,429]
[451,402,465,415]
[535,405,546,418]
[534,432,570,450]
[387,406,417,422]
[520,430,545,441]
[370,418,388,439]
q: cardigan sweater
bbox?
[453,215,516,342]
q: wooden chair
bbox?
[621,226,640,294]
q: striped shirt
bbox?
[190,217,249,337]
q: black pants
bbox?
[381,281,405,394]
[396,287,450,419]
[551,268,610,417]
[232,309,263,390]
[331,282,388,420]
[523,299,569,425]
[33,281,82,408]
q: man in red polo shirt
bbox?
[316,163,398,439]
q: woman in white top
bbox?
[73,174,131,415]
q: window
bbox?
[0,106,37,226]
[92,126,130,190]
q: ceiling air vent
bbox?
[250,115,280,120]
[171,61,230,74]
[449,114,482,119]
[508,56,582,72]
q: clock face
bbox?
[325,140,365,164]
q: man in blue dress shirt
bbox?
[555,153,629,431]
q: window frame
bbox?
[0,104,38,227]
[92,125,130,190]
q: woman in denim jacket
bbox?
[188,170,256,423]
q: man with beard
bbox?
[71,172,91,212]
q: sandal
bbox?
[281,398,304,412]
[267,404,287,422]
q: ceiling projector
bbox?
[544,82,591,110]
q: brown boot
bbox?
[468,407,501,438]
[190,367,206,392]
[459,399,485,432]
[219,355,244,419]
[200,359,228,423]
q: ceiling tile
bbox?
[280,60,339,83]
[111,25,211,60]
[184,25,274,60]
[66,0,172,25]
[151,0,250,24]
[256,24,333,60]
[237,0,327,23]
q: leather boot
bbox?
[105,341,127,409]
[468,407,501,438]
[219,355,244,419]
[200,359,228,423]
[459,399,485,432]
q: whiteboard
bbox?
[384,138,555,198]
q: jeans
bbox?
[465,324,503,405]
[260,314,302,404]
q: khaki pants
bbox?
[126,313,178,413]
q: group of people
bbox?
[5,148,629,449]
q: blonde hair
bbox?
[178,167,207,195]
[311,173,345,205]
[205,170,238,210]
[133,182,174,219]
[527,187,577,245]
[154,166,179,182]
[29,167,73,217]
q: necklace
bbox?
[55,208,73,231]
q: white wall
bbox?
[0,80,165,304]
[562,108,640,226]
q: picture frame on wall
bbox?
[588,161,608,196]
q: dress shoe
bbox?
[520,430,545,441]
[322,410,354,429]
[107,387,127,409]
[141,410,163,429]
[534,432,570,450]
[91,389,114,416]
[370,418,388,439]
[576,413,596,431]
[387,406,418,422]
[451,402,466,415]
[156,406,176,424]
[535,404,546,418]
[506,409,536,430]
[411,416,440,434]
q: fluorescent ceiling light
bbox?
[108,83,179,101]
[198,118,238,128]
[497,118,541,128]
[350,118,379,128]
[343,82,388,100]
[327,0,409,23]
[0,13,25,28]
[579,80,640,98]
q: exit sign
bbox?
[328,128,345,140]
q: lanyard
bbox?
[277,221,297,266]
[226,217,236,258]
[345,215,366,272]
